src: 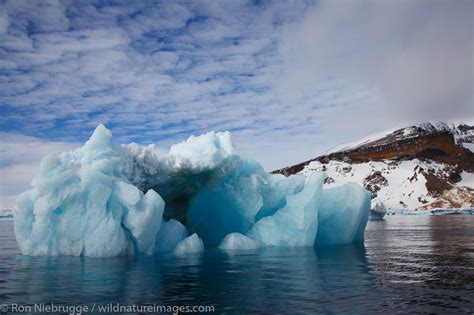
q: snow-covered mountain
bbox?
[274,122,474,210]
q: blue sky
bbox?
[0,0,473,207]
[0,1,303,140]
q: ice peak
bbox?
[84,124,112,150]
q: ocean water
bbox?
[0,216,473,314]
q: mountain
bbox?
[274,122,474,210]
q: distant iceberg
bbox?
[0,208,13,219]
[14,125,370,257]
[369,200,387,220]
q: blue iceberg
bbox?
[315,183,370,246]
[218,233,259,251]
[154,219,189,253]
[14,125,371,257]
[173,233,204,256]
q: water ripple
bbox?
[0,216,473,313]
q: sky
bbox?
[0,0,473,208]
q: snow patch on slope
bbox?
[300,159,449,210]
[324,128,399,154]
[462,142,474,152]
[458,171,474,189]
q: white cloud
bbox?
[277,0,473,127]
[0,133,79,207]
[0,0,472,205]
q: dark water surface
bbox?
[0,216,473,314]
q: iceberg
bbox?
[14,125,165,257]
[14,125,371,257]
[173,233,204,256]
[315,183,370,246]
[218,233,258,251]
[369,200,387,221]
[247,172,324,246]
[154,219,189,253]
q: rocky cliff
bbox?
[274,123,474,210]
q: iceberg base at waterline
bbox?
[14,125,371,257]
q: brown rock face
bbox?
[423,172,453,197]
[274,125,474,176]
[417,187,474,210]
[273,123,474,209]
[363,171,388,198]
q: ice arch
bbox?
[14,125,370,257]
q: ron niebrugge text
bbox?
[2,303,215,314]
